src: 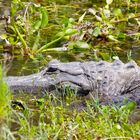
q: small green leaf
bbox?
[113,8,122,17]
[69,18,75,23]
[40,7,48,28]
[76,41,90,49]
[92,27,101,37]
[123,102,136,112]
[99,52,110,60]
[65,28,77,35]
[67,42,74,49]
[68,41,90,50]
[0,34,7,40]
[33,20,41,30]
[108,35,119,42]
[117,33,126,41]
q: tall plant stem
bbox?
[14,24,28,50]
[36,34,65,53]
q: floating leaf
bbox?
[68,41,90,50]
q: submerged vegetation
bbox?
[0,0,140,139]
[0,0,140,60]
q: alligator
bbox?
[5,59,140,106]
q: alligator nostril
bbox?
[103,81,107,85]
[104,76,107,79]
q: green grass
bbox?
[0,91,139,139]
[0,66,11,123]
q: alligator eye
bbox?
[47,67,57,72]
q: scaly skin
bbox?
[5,59,140,106]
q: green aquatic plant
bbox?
[1,0,140,59]
[9,0,49,55]
[45,0,140,59]
[0,66,11,123]
[3,0,79,56]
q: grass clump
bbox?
[0,92,139,139]
[0,65,14,140]
[0,66,11,123]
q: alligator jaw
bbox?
[4,73,55,95]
